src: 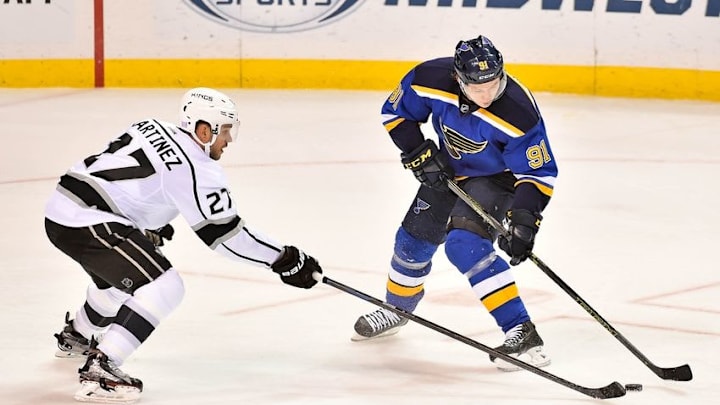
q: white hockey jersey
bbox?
[45,119,283,267]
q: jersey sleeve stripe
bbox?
[383,116,405,132]
[193,216,244,249]
[239,227,282,252]
[514,177,554,197]
[218,227,283,267]
[216,246,271,266]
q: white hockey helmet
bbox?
[179,87,240,155]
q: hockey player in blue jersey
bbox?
[353,35,558,371]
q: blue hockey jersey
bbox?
[381,57,558,211]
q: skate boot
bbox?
[54,312,91,358]
[352,308,409,341]
[489,321,551,371]
[75,348,143,404]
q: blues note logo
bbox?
[441,122,488,160]
[185,0,365,33]
[413,198,430,214]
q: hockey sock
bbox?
[73,284,131,340]
[445,229,530,332]
[386,227,438,312]
[98,269,184,365]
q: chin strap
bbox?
[180,126,217,156]
[192,133,216,155]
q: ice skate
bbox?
[74,349,143,404]
[54,312,91,358]
[489,321,551,371]
[352,308,409,341]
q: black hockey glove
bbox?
[271,246,322,289]
[145,224,175,247]
[498,209,541,266]
[401,139,454,191]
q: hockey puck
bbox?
[625,384,643,392]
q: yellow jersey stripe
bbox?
[411,85,459,104]
[384,116,405,132]
[474,109,525,137]
[515,178,554,197]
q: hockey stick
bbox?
[313,273,626,399]
[447,180,693,381]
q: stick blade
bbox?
[658,364,693,381]
[585,381,626,399]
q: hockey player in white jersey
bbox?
[44,87,322,403]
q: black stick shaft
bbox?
[447,180,692,381]
[319,274,626,399]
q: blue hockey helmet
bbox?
[453,35,504,84]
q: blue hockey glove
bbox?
[401,139,455,191]
[271,246,322,289]
[498,209,541,265]
[145,224,174,247]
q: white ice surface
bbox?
[0,89,717,404]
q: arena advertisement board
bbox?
[144,1,719,70]
[182,0,366,33]
[0,0,717,100]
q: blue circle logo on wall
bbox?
[184,0,365,33]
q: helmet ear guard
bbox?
[179,88,240,155]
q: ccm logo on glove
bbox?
[401,139,455,191]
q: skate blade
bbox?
[74,381,141,404]
[350,325,404,342]
[493,347,552,372]
[55,349,87,359]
